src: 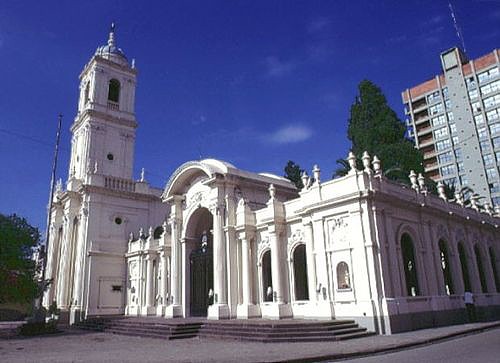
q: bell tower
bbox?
[68,24,137,187]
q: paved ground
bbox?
[342,328,500,363]
[0,322,499,363]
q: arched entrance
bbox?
[185,207,214,316]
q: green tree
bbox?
[0,214,41,304]
[284,160,304,189]
[345,80,424,182]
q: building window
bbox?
[493,137,500,149]
[261,250,273,302]
[474,114,485,126]
[449,123,457,134]
[493,197,500,206]
[442,87,449,99]
[440,165,455,176]
[496,152,500,164]
[460,175,469,185]
[427,90,441,104]
[481,140,492,153]
[478,67,499,84]
[436,139,452,151]
[484,94,500,109]
[429,103,443,115]
[477,127,488,139]
[480,80,500,96]
[445,99,451,110]
[84,82,90,105]
[108,79,120,103]
[443,177,457,187]
[484,154,494,166]
[490,123,500,136]
[292,244,309,300]
[447,111,454,121]
[452,136,459,146]
[466,77,476,89]
[471,101,481,113]
[468,88,479,99]
[438,240,454,295]
[438,151,453,164]
[401,233,419,296]
[486,108,500,122]
[432,115,446,127]
[457,162,464,173]
[474,245,488,293]
[336,262,351,290]
[486,167,498,181]
[455,148,462,160]
[434,126,449,139]
[489,182,500,194]
[458,242,471,292]
[489,247,500,293]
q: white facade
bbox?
[43,28,500,334]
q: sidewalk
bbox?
[1,321,499,363]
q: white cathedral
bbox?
[43,27,500,334]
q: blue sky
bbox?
[0,0,499,230]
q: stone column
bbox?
[165,214,182,318]
[208,201,230,319]
[269,230,285,304]
[157,249,168,316]
[236,233,260,318]
[303,218,317,302]
[144,255,155,315]
[57,214,74,310]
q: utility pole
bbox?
[40,114,63,292]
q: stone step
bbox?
[201,322,359,334]
[200,326,365,339]
[201,320,355,330]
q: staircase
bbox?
[76,317,203,340]
[76,317,373,342]
[199,319,374,342]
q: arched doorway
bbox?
[292,244,309,301]
[185,207,214,316]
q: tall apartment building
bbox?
[402,47,500,207]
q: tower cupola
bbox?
[95,23,128,66]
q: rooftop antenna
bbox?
[448,2,467,56]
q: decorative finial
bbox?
[94,161,98,174]
[148,226,154,237]
[108,22,116,47]
[484,202,493,216]
[362,151,371,173]
[409,170,418,190]
[268,184,276,200]
[140,168,146,182]
[455,191,464,207]
[131,58,136,69]
[417,173,426,194]
[301,171,309,191]
[372,155,381,175]
[312,164,320,185]
[470,194,479,211]
[347,151,357,173]
[437,181,446,201]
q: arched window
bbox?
[292,244,309,300]
[438,239,454,295]
[108,79,120,103]
[474,244,488,293]
[336,262,351,290]
[83,82,90,105]
[489,247,500,292]
[261,250,273,302]
[401,233,419,296]
[458,242,471,292]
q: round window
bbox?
[107,153,114,161]
[114,217,122,225]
